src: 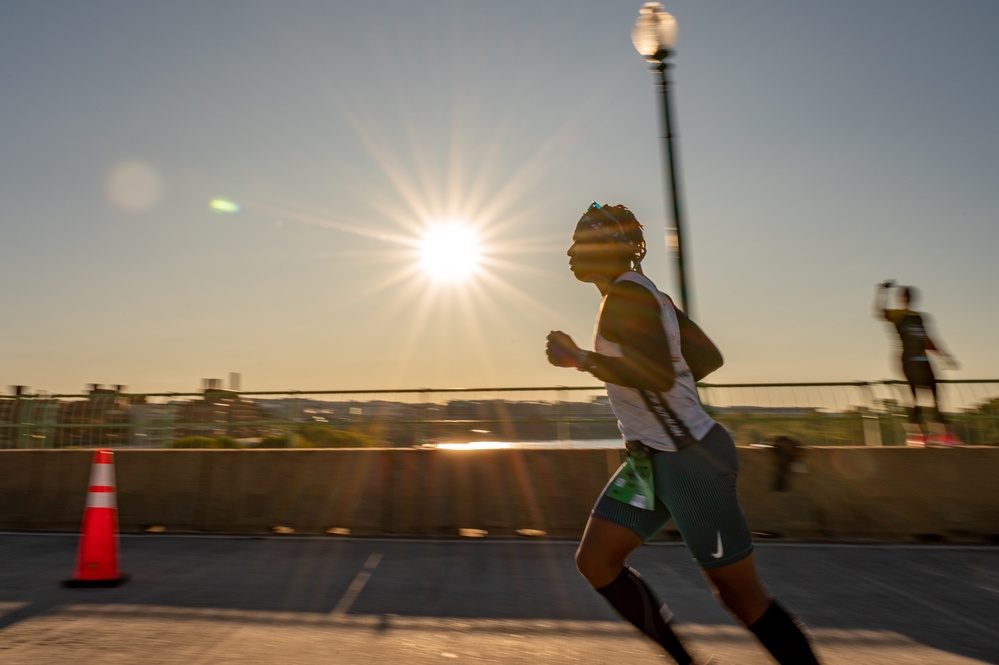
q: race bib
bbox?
[607,450,655,510]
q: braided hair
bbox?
[575,203,648,273]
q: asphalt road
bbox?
[1,533,996,664]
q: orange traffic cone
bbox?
[63,449,129,587]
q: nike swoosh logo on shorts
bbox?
[710,531,724,559]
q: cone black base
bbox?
[62,574,130,588]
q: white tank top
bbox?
[593,272,717,452]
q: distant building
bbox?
[175,388,267,439]
[55,385,132,448]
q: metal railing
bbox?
[1,380,997,449]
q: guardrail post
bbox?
[858,382,883,446]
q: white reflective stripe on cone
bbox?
[89,463,116,488]
[86,492,117,509]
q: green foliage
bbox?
[167,428,385,449]
[296,424,382,448]
[707,404,999,447]
[169,435,240,449]
[251,434,306,448]
[171,436,226,449]
[251,435,285,448]
[948,404,999,446]
[712,412,868,447]
[972,397,999,416]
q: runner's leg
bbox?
[657,426,820,664]
[926,373,946,425]
[577,515,695,664]
[903,362,930,435]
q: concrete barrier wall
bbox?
[745,446,999,542]
[0,447,996,543]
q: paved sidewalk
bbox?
[1,533,996,664]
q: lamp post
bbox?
[633,2,691,315]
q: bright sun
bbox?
[418,223,482,283]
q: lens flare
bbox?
[209,198,241,213]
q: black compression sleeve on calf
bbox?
[596,567,693,665]
[748,600,820,665]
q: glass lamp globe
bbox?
[632,2,678,62]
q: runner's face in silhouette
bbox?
[567,223,628,283]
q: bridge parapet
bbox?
[1,446,995,543]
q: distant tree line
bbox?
[713,399,999,447]
[170,424,380,449]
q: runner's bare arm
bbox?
[675,309,723,381]
[873,281,892,320]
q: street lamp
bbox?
[632,2,691,315]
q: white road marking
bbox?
[330,552,383,616]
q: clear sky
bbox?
[2,1,998,395]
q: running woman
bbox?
[546,203,820,664]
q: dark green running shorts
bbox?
[592,424,753,570]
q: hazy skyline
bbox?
[3,1,998,394]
